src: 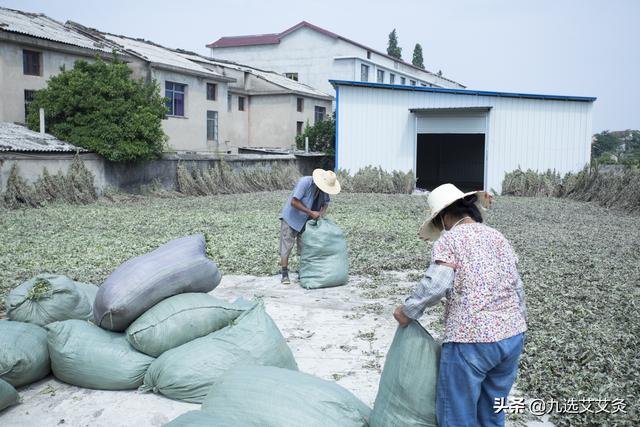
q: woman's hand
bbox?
[393,305,412,328]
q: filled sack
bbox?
[0,379,19,412]
[201,366,370,427]
[141,301,297,403]
[5,274,98,326]
[46,319,154,390]
[94,234,222,331]
[164,411,251,427]
[370,321,441,427]
[126,293,250,357]
[0,320,50,387]
[299,218,349,289]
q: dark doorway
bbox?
[416,133,485,191]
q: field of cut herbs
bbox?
[1,193,637,426]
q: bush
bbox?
[176,161,301,196]
[502,164,640,212]
[26,57,167,162]
[295,113,336,165]
[2,154,98,208]
[337,166,415,194]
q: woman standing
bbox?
[394,183,527,427]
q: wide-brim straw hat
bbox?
[418,183,493,241]
[312,169,341,195]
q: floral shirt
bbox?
[431,222,527,343]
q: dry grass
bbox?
[502,165,640,212]
[1,154,97,208]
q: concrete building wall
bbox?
[151,68,229,153]
[0,39,103,124]
[336,84,594,193]
[248,94,332,149]
[210,26,462,95]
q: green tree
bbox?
[27,56,167,162]
[412,43,425,69]
[295,113,336,168]
[387,29,402,59]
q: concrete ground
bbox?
[0,274,553,427]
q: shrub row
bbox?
[1,155,97,208]
[502,165,640,212]
[337,166,416,194]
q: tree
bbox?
[387,29,402,59]
[27,56,167,162]
[412,43,425,69]
[295,113,336,169]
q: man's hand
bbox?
[308,211,321,220]
[393,305,412,328]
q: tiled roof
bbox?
[0,123,88,152]
[0,7,113,52]
[100,33,230,79]
[180,53,333,99]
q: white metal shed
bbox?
[332,80,596,193]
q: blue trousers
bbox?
[436,333,525,427]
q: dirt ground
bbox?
[0,274,553,427]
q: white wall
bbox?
[210,27,462,97]
[0,41,104,123]
[152,68,229,153]
[248,94,332,149]
[336,85,594,193]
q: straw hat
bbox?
[312,169,341,195]
[418,183,493,241]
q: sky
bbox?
[1,0,638,132]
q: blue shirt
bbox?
[280,176,331,232]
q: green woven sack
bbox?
[141,300,298,403]
[370,321,441,427]
[126,293,250,357]
[299,218,349,289]
[46,319,154,390]
[0,378,20,412]
[0,320,50,387]
[5,274,98,326]
[201,366,370,427]
[164,411,251,427]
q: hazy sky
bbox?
[2,0,638,132]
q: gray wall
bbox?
[0,152,326,194]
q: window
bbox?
[24,90,36,120]
[420,83,427,87]
[367,51,371,59]
[207,111,218,141]
[23,50,42,76]
[296,97,304,112]
[296,121,304,136]
[389,73,395,84]
[410,80,416,86]
[361,64,369,82]
[165,81,186,116]
[314,106,326,124]
[400,77,406,85]
[377,69,385,83]
[206,83,217,101]
[227,93,232,112]
[284,72,298,81]
[238,96,245,111]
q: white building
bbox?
[0,7,333,155]
[0,8,133,125]
[333,80,596,193]
[207,21,464,97]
